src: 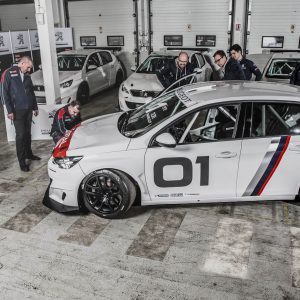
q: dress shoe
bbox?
[20,164,30,172]
[27,154,41,160]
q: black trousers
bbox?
[13,109,33,165]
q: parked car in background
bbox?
[248,52,300,83]
[32,49,124,104]
[119,49,213,111]
[45,81,300,219]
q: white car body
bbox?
[119,50,213,111]
[44,81,300,219]
[32,49,124,104]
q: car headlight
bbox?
[60,79,73,89]
[52,156,83,169]
[121,83,130,94]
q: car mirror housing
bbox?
[194,67,202,74]
[155,133,176,148]
[87,64,98,71]
[130,65,137,72]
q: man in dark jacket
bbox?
[2,56,40,172]
[290,62,300,86]
[50,100,81,144]
[229,44,262,81]
[213,50,246,80]
[156,52,195,89]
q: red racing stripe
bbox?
[257,135,291,195]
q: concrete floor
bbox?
[0,87,300,299]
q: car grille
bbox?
[34,85,45,92]
[125,101,143,110]
[130,89,160,98]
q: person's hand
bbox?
[33,110,39,116]
[7,113,14,120]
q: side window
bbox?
[99,51,113,65]
[196,53,205,68]
[249,102,300,137]
[163,104,239,144]
[87,53,100,70]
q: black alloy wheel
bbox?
[82,169,136,219]
[76,83,89,105]
[115,71,124,87]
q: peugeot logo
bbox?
[143,91,148,98]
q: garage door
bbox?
[248,0,300,54]
[69,0,135,51]
[151,0,230,52]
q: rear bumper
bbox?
[43,183,79,213]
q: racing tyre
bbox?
[82,169,136,219]
[115,71,124,87]
[76,83,89,105]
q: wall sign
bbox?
[107,36,124,46]
[261,36,284,48]
[164,35,183,47]
[196,35,216,47]
[80,36,96,47]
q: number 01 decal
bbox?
[154,156,209,188]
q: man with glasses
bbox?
[50,100,82,144]
[157,52,194,88]
[229,44,262,81]
[2,56,40,172]
[213,50,246,80]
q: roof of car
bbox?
[179,81,300,104]
[57,49,109,56]
[150,49,206,57]
[271,52,300,59]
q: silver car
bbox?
[260,52,300,84]
[119,50,213,111]
[32,49,124,104]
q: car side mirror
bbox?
[194,67,202,74]
[155,133,176,148]
[130,65,137,71]
[87,64,97,71]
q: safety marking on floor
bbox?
[126,209,186,261]
[0,202,51,233]
[57,213,110,247]
[202,217,253,279]
[290,227,300,288]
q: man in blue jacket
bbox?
[213,50,246,80]
[1,56,40,172]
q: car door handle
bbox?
[215,151,237,158]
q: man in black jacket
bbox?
[290,62,300,86]
[156,52,195,89]
[50,100,81,144]
[229,44,262,81]
[213,50,246,80]
[2,56,40,172]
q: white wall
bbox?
[248,0,300,54]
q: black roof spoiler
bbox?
[166,47,210,52]
[83,46,122,52]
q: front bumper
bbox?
[43,183,79,213]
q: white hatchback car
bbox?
[119,50,213,111]
[32,49,124,104]
[44,81,300,219]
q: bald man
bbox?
[2,56,40,172]
[157,52,195,89]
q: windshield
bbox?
[266,58,300,79]
[120,90,190,138]
[136,55,175,74]
[57,55,87,71]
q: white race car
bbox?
[44,81,300,219]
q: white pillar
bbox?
[34,0,61,105]
[232,0,247,48]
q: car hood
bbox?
[69,112,130,153]
[125,73,163,91]
[31,70,81,85]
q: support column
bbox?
[232,0,247,50]
[34,0,60,105]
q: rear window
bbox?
[266,59,300,79]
